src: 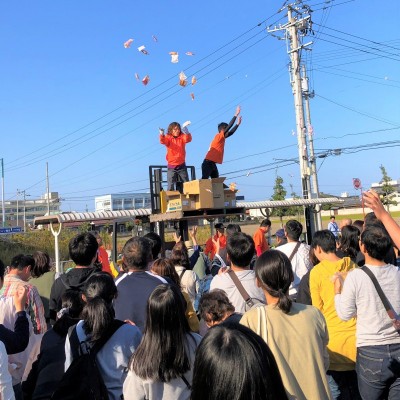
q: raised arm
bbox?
[363,190,400,249]
[224,115,242,138]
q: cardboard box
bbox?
[211,177,225,208]
[165,191,195,212]
[183,180,214,209]
[224,189,237,208]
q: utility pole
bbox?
[46,162,50,215]
[302,65,322,231]
[1,159,4,227]
[16,189,19,227]
[268,2,319,242]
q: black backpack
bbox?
[51,319,125,400]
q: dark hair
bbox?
[337,225,360,260]
[191,322,288,400]
[170,241,190,270]
[330,216,335,220]
[285,220,302,241]
[260,219,271,228]
[69,233,98,267]
[225,223,241,237]
[198,289,235,325]
[218,122,228,133]
[122,237,152,271]
[167,122,181,134]
[130,284,194,382]
[255,250,293,314]
[81,272,117,343]
[31,251,52,278]
[151,258,180,287]
[53,289,84,336]
[10,254,34,271]
[364,212,377,227]
[309,247,319,266]
[352,220,364,233]
[227,232,255,268]
[311,230,336,253]
[144,232,163,260]
[360,224,392,261]
[0,259,5,280]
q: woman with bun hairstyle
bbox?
[64,272,141,400]
[240,250,332,400]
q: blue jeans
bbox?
[356,344,400,400]
[327,370,361,400]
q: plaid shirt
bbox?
[0,274,47,334]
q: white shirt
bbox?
[0,341,14,400]
[277,242,312,296]
[335,264,400,347]
[174,266,199,305]
[210,270,265,314]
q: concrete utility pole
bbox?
[46,162,50,215]
[268,2,320,241]
[1,159,4,227]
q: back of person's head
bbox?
[131,284,191,382]
[170,241,190,270]
[191,322,288,400]
[69,233,98,267]
[227,232,255,268]
[81,272,117,342]
[151,258,180,287]
[260,219,271,228]
[0,258,5,281]
[10,254,34,271]
[31,251,51,278]
[217,122,228,133]
[352,220,364,233]
[360,224,392,261]
[122,236,152,271]
[144,232,163,260]
[198,289,235,326]
[285,220,303,241]
[311,230,336,254]
[225,223,241,238]
[338,225,360,259]
[255,250,293,314]
[53,289,85,336]
[364,212,377,227]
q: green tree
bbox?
[271,176,288,227]
[379,165,397,211]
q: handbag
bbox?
[361,266,400,334]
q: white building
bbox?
[95,193,151,212]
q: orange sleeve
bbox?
[98,247,112,275]
[183,133,192,143]
[204,238,213,257]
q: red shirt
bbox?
[205,132,225,164]
[253,228,269,256]
[204,234,227,260]
[160,133,192,166]
[98,246,112,275]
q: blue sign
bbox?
[0,227,22,234]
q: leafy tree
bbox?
[270,176,288,226]
[379,165,397,211]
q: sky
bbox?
[1,0,399,212]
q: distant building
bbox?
[2,192,61,228]
[371,179,400,193]
[95,193,151,212]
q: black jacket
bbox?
[0,311,29,354]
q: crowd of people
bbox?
[0,189,399,399]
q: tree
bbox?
[270,176,289,227]
[379,164,397,211]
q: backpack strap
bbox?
[227,269,254,308]
[288,242,301,262]
[360,266,397,320]
[179,269,186,281]
[181,375,192,390]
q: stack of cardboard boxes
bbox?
[161,178,237,213]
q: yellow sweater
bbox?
[310,257,357,371]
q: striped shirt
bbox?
[0,275,47,334]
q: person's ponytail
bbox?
[276,288,292,314]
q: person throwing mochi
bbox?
[160,121,192,191]
[201,106,242,179]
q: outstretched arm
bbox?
[224,115,242,138]
[363,189,400,249]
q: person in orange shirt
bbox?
[204,223,226,260]
[201,106,242,179]
[253,219,271,257]
[160,121,192,191]
[93,231,112,275]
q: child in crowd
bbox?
[201,106,242,179]
[159,121,192,191]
